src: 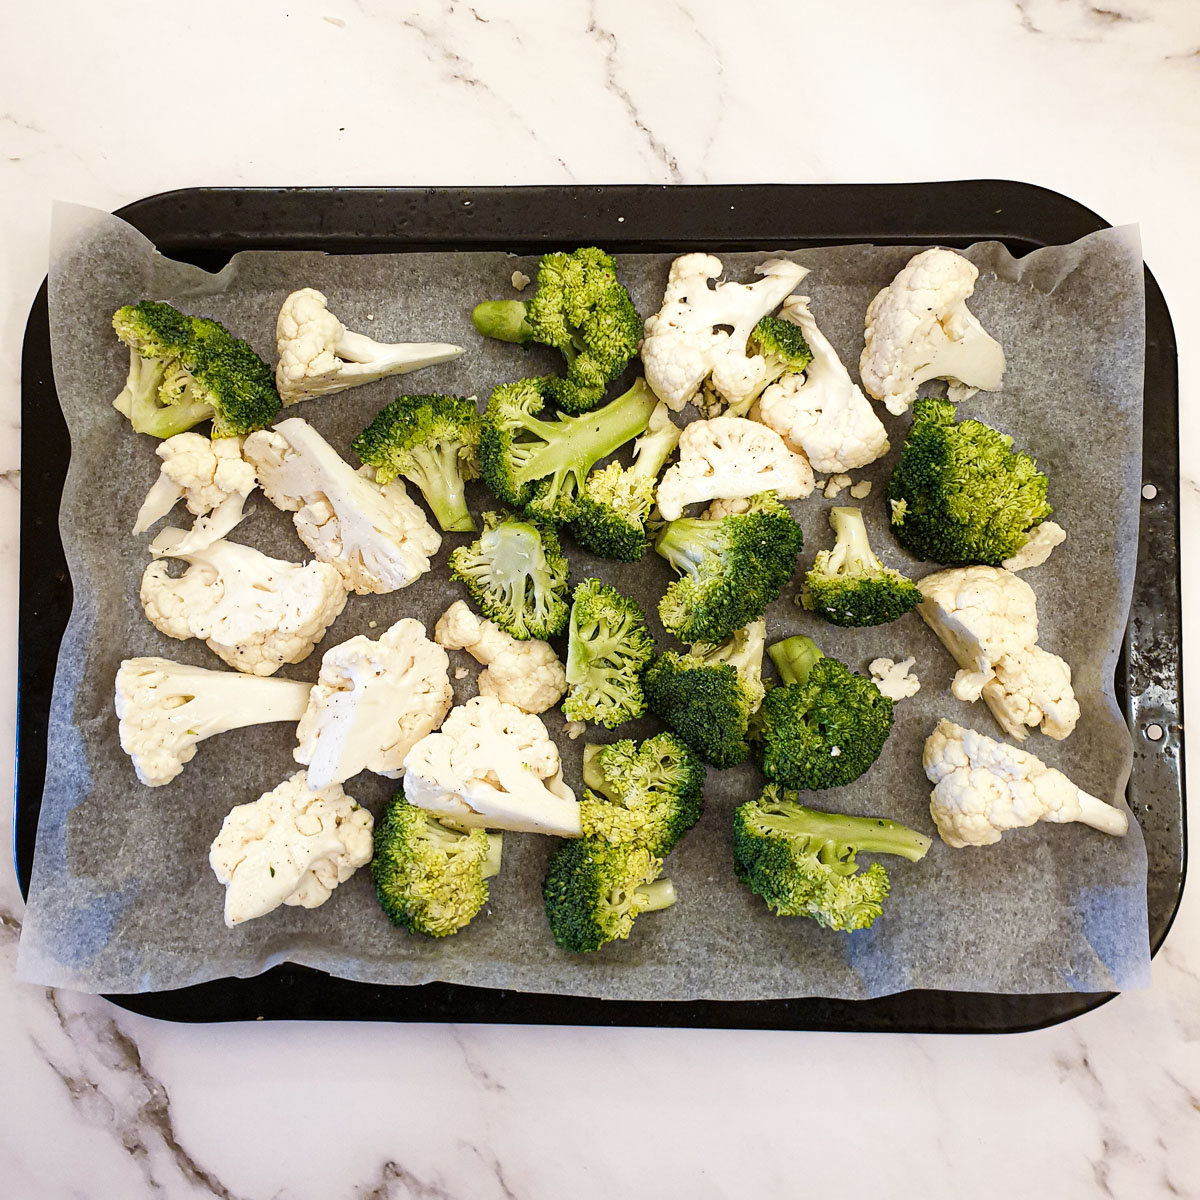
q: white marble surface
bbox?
[3,0,1199,1195]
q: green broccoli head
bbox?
[353,394,481,532]
[473,247,643,414]
[371,797,503,938]
[886,396,1052,566]
[749,315,813,378]
[654,492,804,644]
[479,377,658,524]
[448,511,570,640]
[578,732,706,855]
[642,651,755,769]
[732,785,930,931]
[752,636,894,790]
[562,579,655,728]
[802,506,923,627]
[112,301,280,439]
[542,838,675,953]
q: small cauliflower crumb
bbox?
[849,479,873,500]
[824,474,853,499]
[1001,521,1066,573]
[454,666,470,680]
[813,478,826,491]
[870,656,921,701]
[368,620,378,629]
[564,720,587,740]
[511,270,531,291]
[830,746,841,757]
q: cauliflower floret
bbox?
[1001,521,1067,572]
[983,646,1081,742]
[922,719,1128,847]
[140,533,348,676]
[294,618,453,789]
[404,695,580,835]
[656,417,813,521]
[132,433,258,554]
[243,417,440,594]
[860,247,1006,416]
[275,287,463,405]
[869,657,921,701]
[755,296,890,473]
[702,497,753,520]
[209,770,374,926]
[434,601,566,715]
[641,254,809,414]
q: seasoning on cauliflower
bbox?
[922,719,1129,848]
[755,296,890,473]
[115,657,312,787]
[294,618,453,789]
[140,533,348,676]
[243,417,441,595]
[404,695,580,835]
[132,432,258,554]
[917,565,1079,740]
[1001,521,1067,573]
[641,253,809,415]
[860,247,1006,416]
[274,288,463,405]
[434,600,566,714]
[655,417,814,522]
[869,657,921,701]
[208,770,373,926]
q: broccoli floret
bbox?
[352,394,481,532]
[724,315,815,418]
[753,636,894,790]
[473,247,643,414]
[448,511,570,640]
[562,579,655,728]
[570,403,681,561]
[578,733,706,855]
[112,301,280,439]
[542,838,676,952]
[733,785,930,931]
[802,506,923,627]
[371,796,503,937]
[886,396,1052,566]
[654,492,804,644]
[480,376,658,524]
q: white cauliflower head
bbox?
[403,695,580,835]
[209,770,374,926]
[983,646,1080,742]
[434,601,566,715]
[860,247,1006,416]
[140,534,348,676]
[243,417,441,594]
[922,719,1128,847]
[755,296,890,473]
[294,618,453,789]
[132,433,258,554]
[275,287,463,405]
[641,254,809,414]
[655,416,814,521]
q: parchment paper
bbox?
[17,204,1150,998]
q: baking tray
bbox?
[14,183,1184,1031]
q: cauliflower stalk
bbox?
[140,533,348,676]
[755,296,890,473]
[917,565,1080,740]
[655,417,813,521]
[132,433,258,554]
[641,254,809,415]
[275,288,463,405]
[209,770,374,926]
[403,696,580,835]
[244,417,441,595]
[860,247,1006,416]
[115,657,312,787]
[434,601,566,715]
[294,618,453,789]
[923,720,1128,847]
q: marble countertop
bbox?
[3,1,1199,1195]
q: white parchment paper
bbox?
[17,204,1150,998]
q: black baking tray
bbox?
[14,183,1184,1031]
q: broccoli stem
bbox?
[629,412,681,481]
[401,442,476,532]
[473,300,534,345]
[827,507,882,573]
[482,833,504,878]
[654,519,725,578]
[768,636,825,687]
[753,800,932,862]
[581,744,608,793]
[635,879,677,911]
